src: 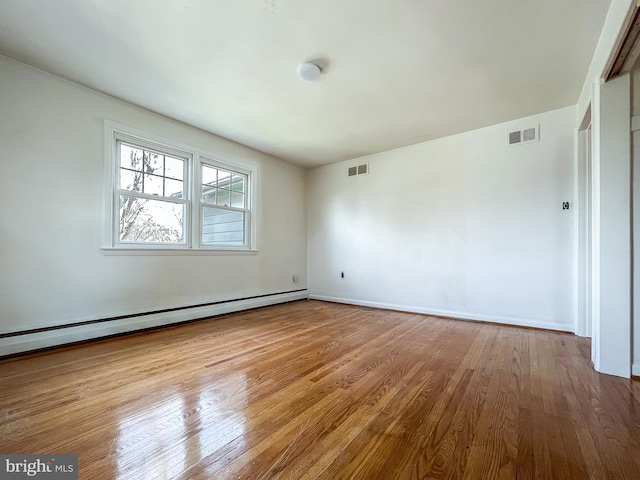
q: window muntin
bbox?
[118,143,186,198]
[108,124,254,251]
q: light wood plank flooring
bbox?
[1,300,639,479]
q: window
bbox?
[201,162,249,247]
[105,122,256,251]
[117,141,188,245]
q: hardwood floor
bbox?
[1,300,639,479]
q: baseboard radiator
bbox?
[0,289,309,358]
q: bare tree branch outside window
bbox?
[119,148,183,243]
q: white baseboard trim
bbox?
[633,363,640,377]
[309,295,573,332]
[1,290,309,357]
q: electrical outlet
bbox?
[562,202,570,210]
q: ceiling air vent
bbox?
[348,163,369,177]
[507,125,539,147]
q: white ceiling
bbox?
[0,0,612,168]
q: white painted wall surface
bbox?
[575,0,635,377]
[308,107,576,331]
[631,68,640,377]
[632,127,640,377]
[593,73,631,378]
[575,126,592,338]
[0,56,307,354]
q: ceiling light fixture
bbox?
[297,62,321,82]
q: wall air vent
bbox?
[507,125,539,147]
[348,163,369,177]
[509,131,522,145]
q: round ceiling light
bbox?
[297,62,321,82]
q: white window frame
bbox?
[103,121,258,254]
[199,156,252,249]
[113,133,192,248]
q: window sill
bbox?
[100,247,259,256]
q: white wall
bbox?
[308,106,576,331]
[575,124,592,338]
[593,74,631,378]
[632,68,640,376]
[575,0,635,378]
[0,55,307,355]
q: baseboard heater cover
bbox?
[0,289,309,357]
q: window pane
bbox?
[120,168,142,192]
[202,165,217,187]
[146,152,163,175]
[216,189,230,206]
[119,195,183,243]
[202,206,245,245]
[202,187,216,204]
[165,178,184,198]
[218,169,231,188]
[143,174,164,196]
[165,156,184,180]
[231,191,244,208]
[231,174,245,193]
[120,144,145,171]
